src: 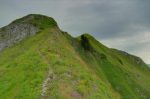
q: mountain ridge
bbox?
[0,14,150,99]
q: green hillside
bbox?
[0,14,150,99]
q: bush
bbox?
[81,35,91,51]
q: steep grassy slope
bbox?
[0,14,150,99]
[0,26,120,98]
[75,34,150,99]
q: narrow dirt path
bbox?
[37,48,55,99]
[41,70,54,99]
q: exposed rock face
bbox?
[0,23,39,51]
[0,14,58,52]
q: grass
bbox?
[0,14,150,99]
[0,28,120,99]
[75,33,150,99]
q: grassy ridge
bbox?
[75,34,150,99]
[0,14,150,99]
[0,28,120,98]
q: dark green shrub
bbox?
[118,59,123,65]
[81,35,91,51]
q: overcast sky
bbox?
[0,0,150,63]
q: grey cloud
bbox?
[64,0,150,38]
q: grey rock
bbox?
[0,23,39,51]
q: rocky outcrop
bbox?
[0,14,58,52]
[0,23,39,51]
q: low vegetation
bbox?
[0,14,150,99]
